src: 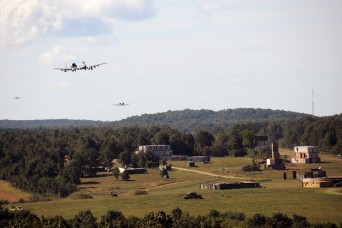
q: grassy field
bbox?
[0,180,32,203]
[3,148,342,224]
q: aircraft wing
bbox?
[87,62,107,70]
[114,103,131,106]
[54,68,72,72]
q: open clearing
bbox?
[0,180,32,203]
[3,148,342,224]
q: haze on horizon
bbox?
[1,0,341,121]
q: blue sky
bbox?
[1,0,341,121]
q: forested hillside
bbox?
[1,113,341,197]
[112,108,309,131]
[0,108,308,131]
[0,108,341,197]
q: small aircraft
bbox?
[13,97,21,100]
[113,102,130,106]
[54,61,107,72]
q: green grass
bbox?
[5,149,342,224]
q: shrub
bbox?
[29,195,52,202]
[242,159,260,172]
[0,200,9,205]
[133,189,147,195]
[69,193,93,200]
[121,171,130,181]
[112,167,120,180]
[247,213,267,227]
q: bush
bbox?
[247,213,267,227]
[0,200,9,205]
[112,167,120,180]
[242,159,260,172]
[121,171,130,181]
[29,195,52,202]
[69,193,93,200]
[132,189,147,195]
[265,212,293,228]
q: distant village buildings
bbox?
[200,181,260,190]
[292,146,320,164]
[170,155,188,161]
[136,145,211,164]
[298,168,342,188]
[302,177,342,188]
[186,156,210,163]
[136,145,173,161]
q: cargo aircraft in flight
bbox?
[54,61,107,72]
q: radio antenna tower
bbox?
[312,90,315,116]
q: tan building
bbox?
[292,146,320,164]
[136,145,173,160]
[302,178,334,188]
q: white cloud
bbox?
[201,1,222,13]
[0,0,156,49]
[38,46,76,65]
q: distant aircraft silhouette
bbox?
[14,97,21,100]
[113,102,130,106]
[54,61,107,72]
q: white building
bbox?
[136,145,173,160]
[292,146,320,164]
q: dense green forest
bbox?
[0,113,341,197]
[115,108,310,131]
[0,108,309,130]
[1,206,339,227]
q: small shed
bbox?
[186,161,196,167]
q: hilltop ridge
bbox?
[0,108,310,131]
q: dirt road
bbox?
[172,166,250,180]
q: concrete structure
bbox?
[170,155,187,161]
[292,146,320,164]
[297,170,326,181]
[266,142,285,170]
[302,177,342,188]
[186,161,196,167]
[200,182,260,190]
[118,167,147,174]
[299,169,342,188]
[136,145,173,161]
[186,156,210,163]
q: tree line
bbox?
[0,114,341,197]
[0,206,340,228]
[0,108,308,130]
